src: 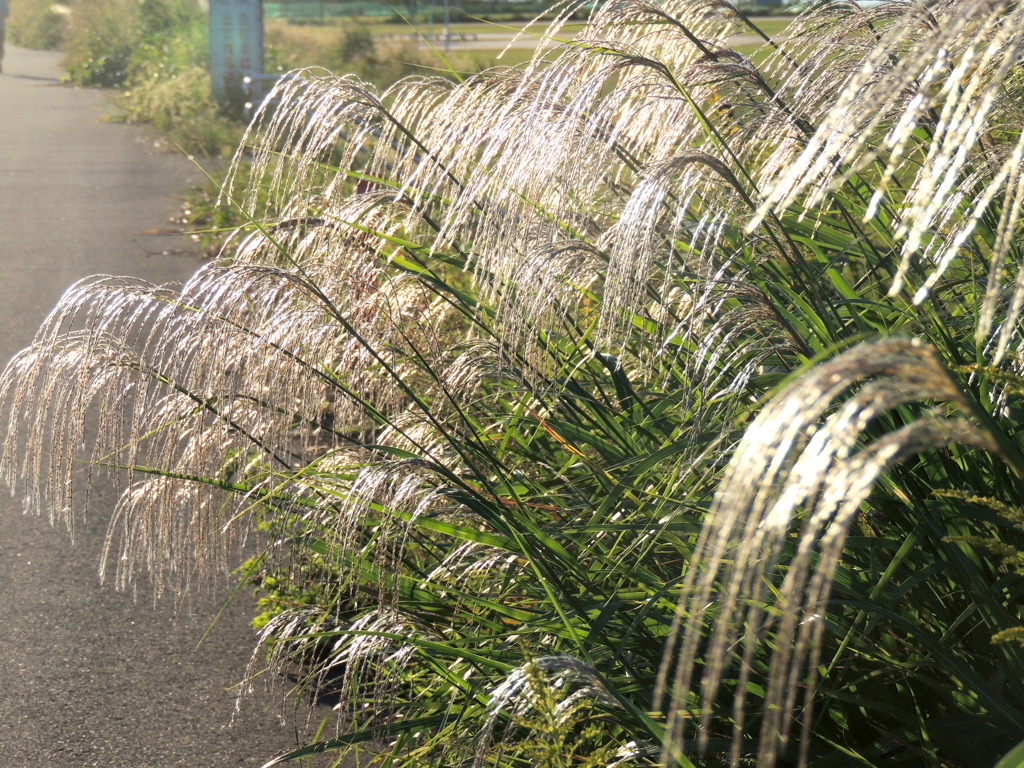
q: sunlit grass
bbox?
[3,3,1024,768]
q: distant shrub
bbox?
[325,24,425,84]
[63,0,202,88]
[119,66,240,156]
[9,2,69,50]
[60,0,137,85]
[266,21,433,88]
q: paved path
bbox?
[0,47,309,767]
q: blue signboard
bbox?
[209,0,263,110]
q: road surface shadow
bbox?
[6,72,63,83]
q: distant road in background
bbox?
[0,46,308,767]
[406,16,783,51]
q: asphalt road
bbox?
[408,18,781,52]
[0,47,311,767]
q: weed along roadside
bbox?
[0,46,316,767]
[4,2,1024,768]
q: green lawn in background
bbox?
[365,19,587,36]
[270,14,792,75]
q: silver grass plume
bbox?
[656,337,1002,768]
[246,606,438,737]
[4,0,1018,596]
[0,230,463,592]
[750,0,1024,362]
[226,0,797,357]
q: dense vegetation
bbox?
[3,0,1024,766]
[10,0,240,154]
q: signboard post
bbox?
[209,0,264,113]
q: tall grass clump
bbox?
[3,0,1024,766]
